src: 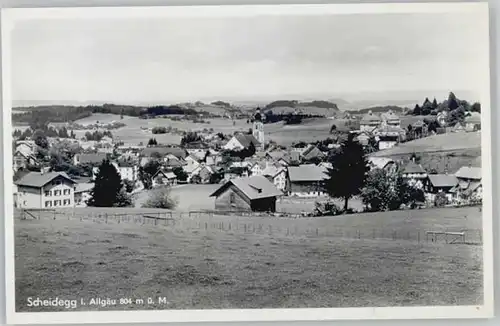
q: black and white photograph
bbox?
[2,3,494,324]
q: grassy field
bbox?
[15,206,483,311]
[372,131,481,157]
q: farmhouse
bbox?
[223,133,260,151]
[360,111,382,132]
[74,182,94,207]
[380,110,401,128]
[210,175,283,212]
[465,112,481,131]
[300,145,325,162]
[402,161,428,189]
[13,150,37,172]
[73,153,109,166]
[183,155,201,175]
[453,166,482,201]
[367,157,396,172]
[425,174,458,202]
[262,165,287,191]
[152,170,178,187]
[14,171,76,209]
[189,164,214,184]
[287,164,328,197]
[92,161,138,182]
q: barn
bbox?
[209,175,283,212]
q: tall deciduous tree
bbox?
[323,134,369,212]
[87,160,131,207]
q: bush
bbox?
[152,126,167,134]
[142,187,178,209]
[434,192,448,207]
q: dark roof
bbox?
[15,172,76,188]
[76,153,109,164]
[301,145,325,160]
[361,111,382,124]
[141,146,187,159]
[210,175,283,200]
[403,161,426,174]
[234,133,260,148]
[428,174,458,188]
[288,164,328,182]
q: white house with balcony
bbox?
[14,171,76,209]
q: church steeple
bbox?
[252,107,265,150]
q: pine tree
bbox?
[432,98,438,109]
[323,134,369,212]
[87,160,130,207]
[448,92,459,111]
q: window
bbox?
[54,200,61,207]
[45,201,52,208]
[44,191,52,196]
[63,199,70,205]
[229,192,236,204]
[54,190,61,196]
[63,189,70,195]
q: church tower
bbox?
[252,107,265,150]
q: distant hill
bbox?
[262,100,340,117]
[346,106,407,115]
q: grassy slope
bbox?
[15,206,483,312]
[372,132,481,157]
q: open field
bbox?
[372,131,481,157]
[15,214,483,313]
[15,205,483,312]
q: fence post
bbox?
[316,228,319,236]
[418,231,420,243]
[53,210,56,220]
[357,230,360,239]
[105,213,108,224]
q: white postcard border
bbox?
[1,2,494,324]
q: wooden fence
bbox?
[16,208,483,245]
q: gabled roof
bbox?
[279,151,300,164]
[210,175,283,200]
[288,164,328,182]
[381,110,400,121]
[428,174,458,188]
[368,157,395,170]
[15,171,76,188]
[301,145,325,160]
[361,111,382,124]
[153,170,177,179]
[233,133,260,148]
[403,161,426,174]
[455,166,481,180]
[262,165,285,178]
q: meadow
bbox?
[15,206,483,311]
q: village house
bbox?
[14,171,76,209]
[354,132,371,146]
[210,175,283,212]
[73,152,109,166]
[262,165,287,191]
[15,140,36,156]
[13,150,37,172]
[367,157,397,172]
[189,164,214,184]
[163,154,186,169]
[223,133,260,151]
[74,182,94,207]
[300,144,325,163]
[452,166,482,201]
[277,151,300,167]
[152,170,178,187]
[402,161,428,189]
[183,155,201,176]
[425,174,459,203]
[380,110,401,128]
[287,164,328,197]
[92,161,138,182]
[360,111,382,133]
[464,112,481,132]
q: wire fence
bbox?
[16,208,483,245]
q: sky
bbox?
[8,10,489,106]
